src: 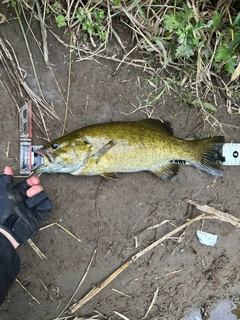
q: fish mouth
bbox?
[35,149,56,164]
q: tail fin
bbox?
[192,136,225,177]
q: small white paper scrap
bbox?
[197,230,218,247]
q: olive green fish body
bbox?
[35,119,224,180]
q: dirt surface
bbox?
[1,5,240,320]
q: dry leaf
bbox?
[230,62,240,82]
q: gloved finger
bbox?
[15,176,41,196]
[0,173,14,188]
[4,166,13,176]
[26,191,52,209]
[14,180,32,202]
[36,198,53,213]
[15,175,40,198]
[26,176,40,187]
[27,185,43,197]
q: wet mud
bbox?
[0,4,240,320]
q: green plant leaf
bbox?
[183,4,194,22]
[232,11,240,27]
[133,0,148,25]
[164,14,179,32]
[55,15,66,27]
[176,41,194,58]
[195,19,204,30]
[203,102,217,112]
[225,58,237,74]
[214,44,229,62]
[212,12,222,28]
[228,34,240,52]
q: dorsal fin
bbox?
[137,119,174,135]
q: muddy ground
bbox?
[0,5,240,320]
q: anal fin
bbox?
[150,163,179,181]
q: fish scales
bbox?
[82,124,184,172]
[35,119,225,180]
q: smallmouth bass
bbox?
[35,119,225,180]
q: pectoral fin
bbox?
[101,172,118,180]
[92,140,116,163]
[150,163,179,181]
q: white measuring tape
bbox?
[222,143,240,166]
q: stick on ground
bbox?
[27,239,48,260]
[69,199,240,313]
[16,278,40,304]
[185,199,240,228]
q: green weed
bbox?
[163,4,240,76]
[76,7,107,42]
[164,5,220,59]
[214,12,240,74]
[52,1,107,42]
[8,0,107,43]
[55,14,66,27]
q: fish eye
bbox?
[52,143,59,150]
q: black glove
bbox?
[0,174,52,245]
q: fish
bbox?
[35,119,225,180]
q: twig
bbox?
[15,278,40,304]
[49,29,154,72]
[111,288,132,298]
[146,220,172,230]
[143,287,159,319]
[113,311,130,320]
[31,268,49,292]
[27,239,47,260]
[56,247,97,318]
[5,141,10,158]
[185,199,240,227]
[40,222,82,243]
[62,35,73,135]
[0,36,63,139]
[14,1,44,100]
[35,0,49,65]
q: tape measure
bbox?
[222,143,240,166]
[19,102,43,175]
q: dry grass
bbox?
[7,0,239,132]
[15,278,40,304]
[0,35,63,140]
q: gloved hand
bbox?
[0,171,52,245]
